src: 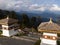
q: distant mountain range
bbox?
[17,10,60,20]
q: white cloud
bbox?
[47,4,60,12]
[0,0,30,11]
[49,4,60,11]
[29,4,60,12]
[0,0,60,12]
[29,4,46,11]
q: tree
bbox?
[29,17,37,33]
[30,17,37,28]
[9,11,18,19]
[36,16,42,28]
[0,9,18,19]
[20,13,29,29]
[0,9,4,19]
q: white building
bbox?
[0,16,19,37]
[38,18,60,45]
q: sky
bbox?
[0,0,60,12]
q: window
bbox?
[45,35,47,38]
[43,35,48,38]
[44,36,50,39]
[47,36,50,39]
[53,37,56,39]
[43,35,57,40]
[4,27,6,29]
[3,27,7,30]
[50,36,56,40]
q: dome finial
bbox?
[49,18,53,23]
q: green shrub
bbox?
[57,33,60,37]
[34,40,41,45]
[0,30,2,34]
[57,40,60,45]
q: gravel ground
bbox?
[0,37,35,45]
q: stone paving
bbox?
[0,37,35,45]
[12,36,39,42]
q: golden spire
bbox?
[6,15,9,19]
[49,18,53,23]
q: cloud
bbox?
[29,4,46,11]
[0,0,31,12]
[29,4,60,12]
[0,0,60,12]
[49,4,60,11]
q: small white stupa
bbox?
[38,18,60,45]
[0,16,19,37]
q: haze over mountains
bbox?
[17,10,60,19]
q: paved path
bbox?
[0,37,35,45]
[11,32,40,42]
[0,32,41,45]
[12,36,38,42]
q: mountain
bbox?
[16,10,60,22]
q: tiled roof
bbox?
[38,18,60,31]
[0,17,18,25]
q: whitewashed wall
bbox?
[40,32,57,45]
[2,25,19,37]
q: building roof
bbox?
[0,16,18,25]
[38,18,60,33]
